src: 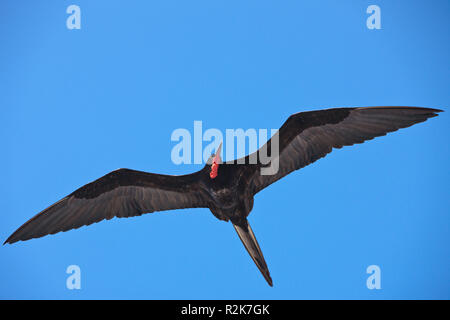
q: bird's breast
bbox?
[210,188,238,208]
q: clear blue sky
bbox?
[1,1,448,299]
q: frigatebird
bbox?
[4,106,441,286]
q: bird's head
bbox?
[207,142,222,179]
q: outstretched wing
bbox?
[248,107,442,193]
[5,168,207,244]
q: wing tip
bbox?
[356,106,443,114]
[3,234,18,245]
[4,230,33,245]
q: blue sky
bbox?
[1,1,449,299]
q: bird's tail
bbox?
[233,220,273,286]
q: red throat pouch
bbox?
[210,162,219,179]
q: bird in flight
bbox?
[4,106,441,286]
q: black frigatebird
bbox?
[4,106,441,286]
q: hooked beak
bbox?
[210,142,222,179]
[214,142,222,164]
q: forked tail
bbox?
[233,220,273,286]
